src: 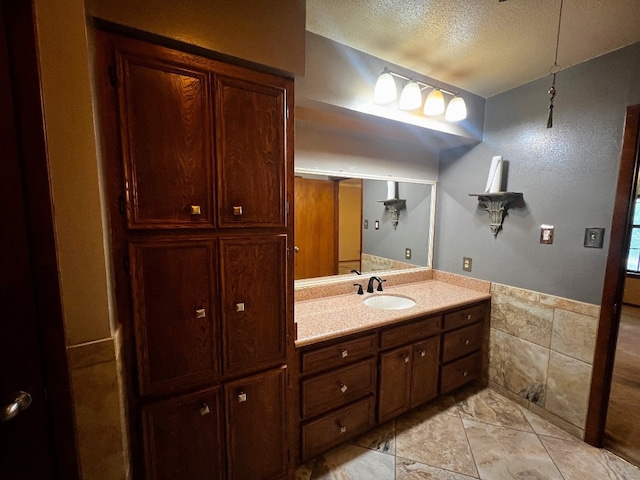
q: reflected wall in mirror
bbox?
[294,171,435,281]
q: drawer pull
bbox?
[462,371,468,377]
[236,303,245,312]
[466,314,472,320]
[462,339,470,345]
[339,383,348,394]
[419,350,426,358]
[340,349,348,359]
[190,205,201,215]
[233,205,244,216]
[404,355,410,364]
[238,392,247,403]
[199,403,210,416]
[195,308,206,319]
[339,424,347,434]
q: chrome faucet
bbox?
[367,276,385,293]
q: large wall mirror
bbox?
[294,169,436,282]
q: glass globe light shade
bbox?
[424,89,445,116]
[373,72,397,104]
[398,81,422,110]
[444,95,467,121]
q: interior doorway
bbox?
[586,105,640,466]
[0,1,79,478]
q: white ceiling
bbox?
[306,0,640,98]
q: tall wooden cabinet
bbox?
[96,32,293,480]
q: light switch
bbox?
[540,225,554,244]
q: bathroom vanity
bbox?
[293,279,490,462]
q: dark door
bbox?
[0,2,72,477]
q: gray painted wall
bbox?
[435,42,640,304]
[362,180,432,267]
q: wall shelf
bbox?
[469,192,523,236]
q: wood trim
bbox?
[585,104,640,445]
[2,1,80,477]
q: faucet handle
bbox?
[353,283,364,295]
[377,278,386,291]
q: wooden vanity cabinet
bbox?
[439,303,487,394]
[98,32,293,480]
[225,368,288,480]
[378,317,441,423]
[141,387,225,480]
[298,334,378,461]
[294,300,489,464]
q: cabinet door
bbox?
[115,40,215,229]
[141,387,224,480]
[378,346,412,423]
[225,368,287,480]
[130,239,220,395]
[411,337,440,408]
[215,72,288,228]
[219,235,287,374]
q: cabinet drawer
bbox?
[301,333,377,375]
[442,322,484,363]
[440,351,481,394]
[443,303,486,330]
[302,359,376,419]
[301,396,376,461]
[379,315,441,350]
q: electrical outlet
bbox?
[463,257,472,272]
[375,220,379,230]
[405,248,412,259]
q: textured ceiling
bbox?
[306,0,640,98]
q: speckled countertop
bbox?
[295,279,491,347]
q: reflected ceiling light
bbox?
[444,95,467,122]
[424,89,445,116]
[373,68,467,121]
[398,81,422,110]
[373,68,397,104]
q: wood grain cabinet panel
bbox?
[300,333,376,375]
[301,396,376,461]
[215,73,287,228]
[115,45,214,229]
[442,322,484,363]
[301,359,376,419]
[141,387,224,480]
[410,336,440,408]
[219,235,287,375]
[440,351,482,394]
[225,368,288,480]
[378,345,413,423]
[129,239,220,396]
[443,303,486,330]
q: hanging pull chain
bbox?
[547,0,564,128]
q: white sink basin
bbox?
[363,294,416,310]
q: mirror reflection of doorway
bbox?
[293,176,363,280]
[604,195,640,467]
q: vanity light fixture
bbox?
[373,68,467,121]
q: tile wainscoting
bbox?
[489,282,600,439]
[68,330,129,480]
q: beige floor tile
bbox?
[541,435,640,480]
[463,419,563,479]
[396,410,478,477]
[458,388,534,432]
[396,456,478,479]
